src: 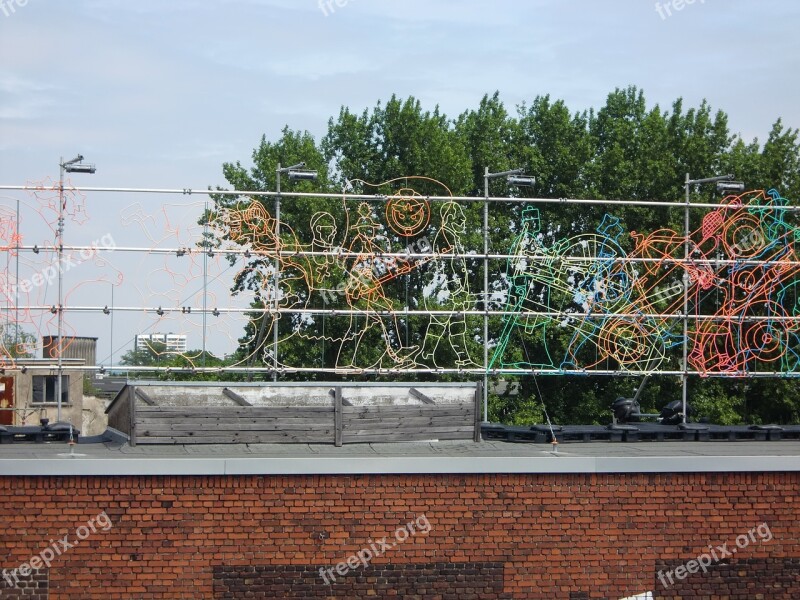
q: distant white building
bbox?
[135,333,187,353]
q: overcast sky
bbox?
[0,0,798,364]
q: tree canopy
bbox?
[210,87,800,426]
[0,324,36,361]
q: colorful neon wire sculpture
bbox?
[0,177,797,378]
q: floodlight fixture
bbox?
[507,175,536,187]
[64,163,96,174]
[287,170,319,182]
[61,154,96,174]
[716,181,746,193]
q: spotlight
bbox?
[64,163,96,174]
[611,397,642,424]
[716,181,746,193]
[287,170,318,182]
[507,175,536,187]
[660,400,694,425]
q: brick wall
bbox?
[0,473,798,599]
[213,562,511,599]
[0,567,47,599]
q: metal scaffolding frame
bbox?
[1,183,799,423]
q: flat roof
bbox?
[10,358,86,365]
[1,440,799,476]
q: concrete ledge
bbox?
[2,453,800,476]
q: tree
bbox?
[0,324,36,360]
[323,94,472,193]
[210,88,800,425]
[207,127,332,367]
[119,342,169,367]
[119,343,227,381]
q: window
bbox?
[32,375,70,405]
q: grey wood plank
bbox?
[334,386,343,447]
[222,388,252,406]
[139,433,333,444]
[409,388,436,404]
[137,407,334,418]
[134,388,157,406]
[140,422,335,433]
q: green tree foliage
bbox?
[0,324,36,360]
[120,343,226,381]
[119,342,169,367]
[211,87,800,425]
[323,94,473,193]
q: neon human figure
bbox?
[337,202,418,369]
[223,200,307,365]
[418,202,479,368]
[491,209,670,372]
[306,211,341,306]
[490,206,564,370]
[687,191,800,375]
[559,214,633,370]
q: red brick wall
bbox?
[0,473,798,599]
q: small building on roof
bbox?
[0,358,86,427]
[105,381,482,446]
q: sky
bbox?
[0,0,799,366]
